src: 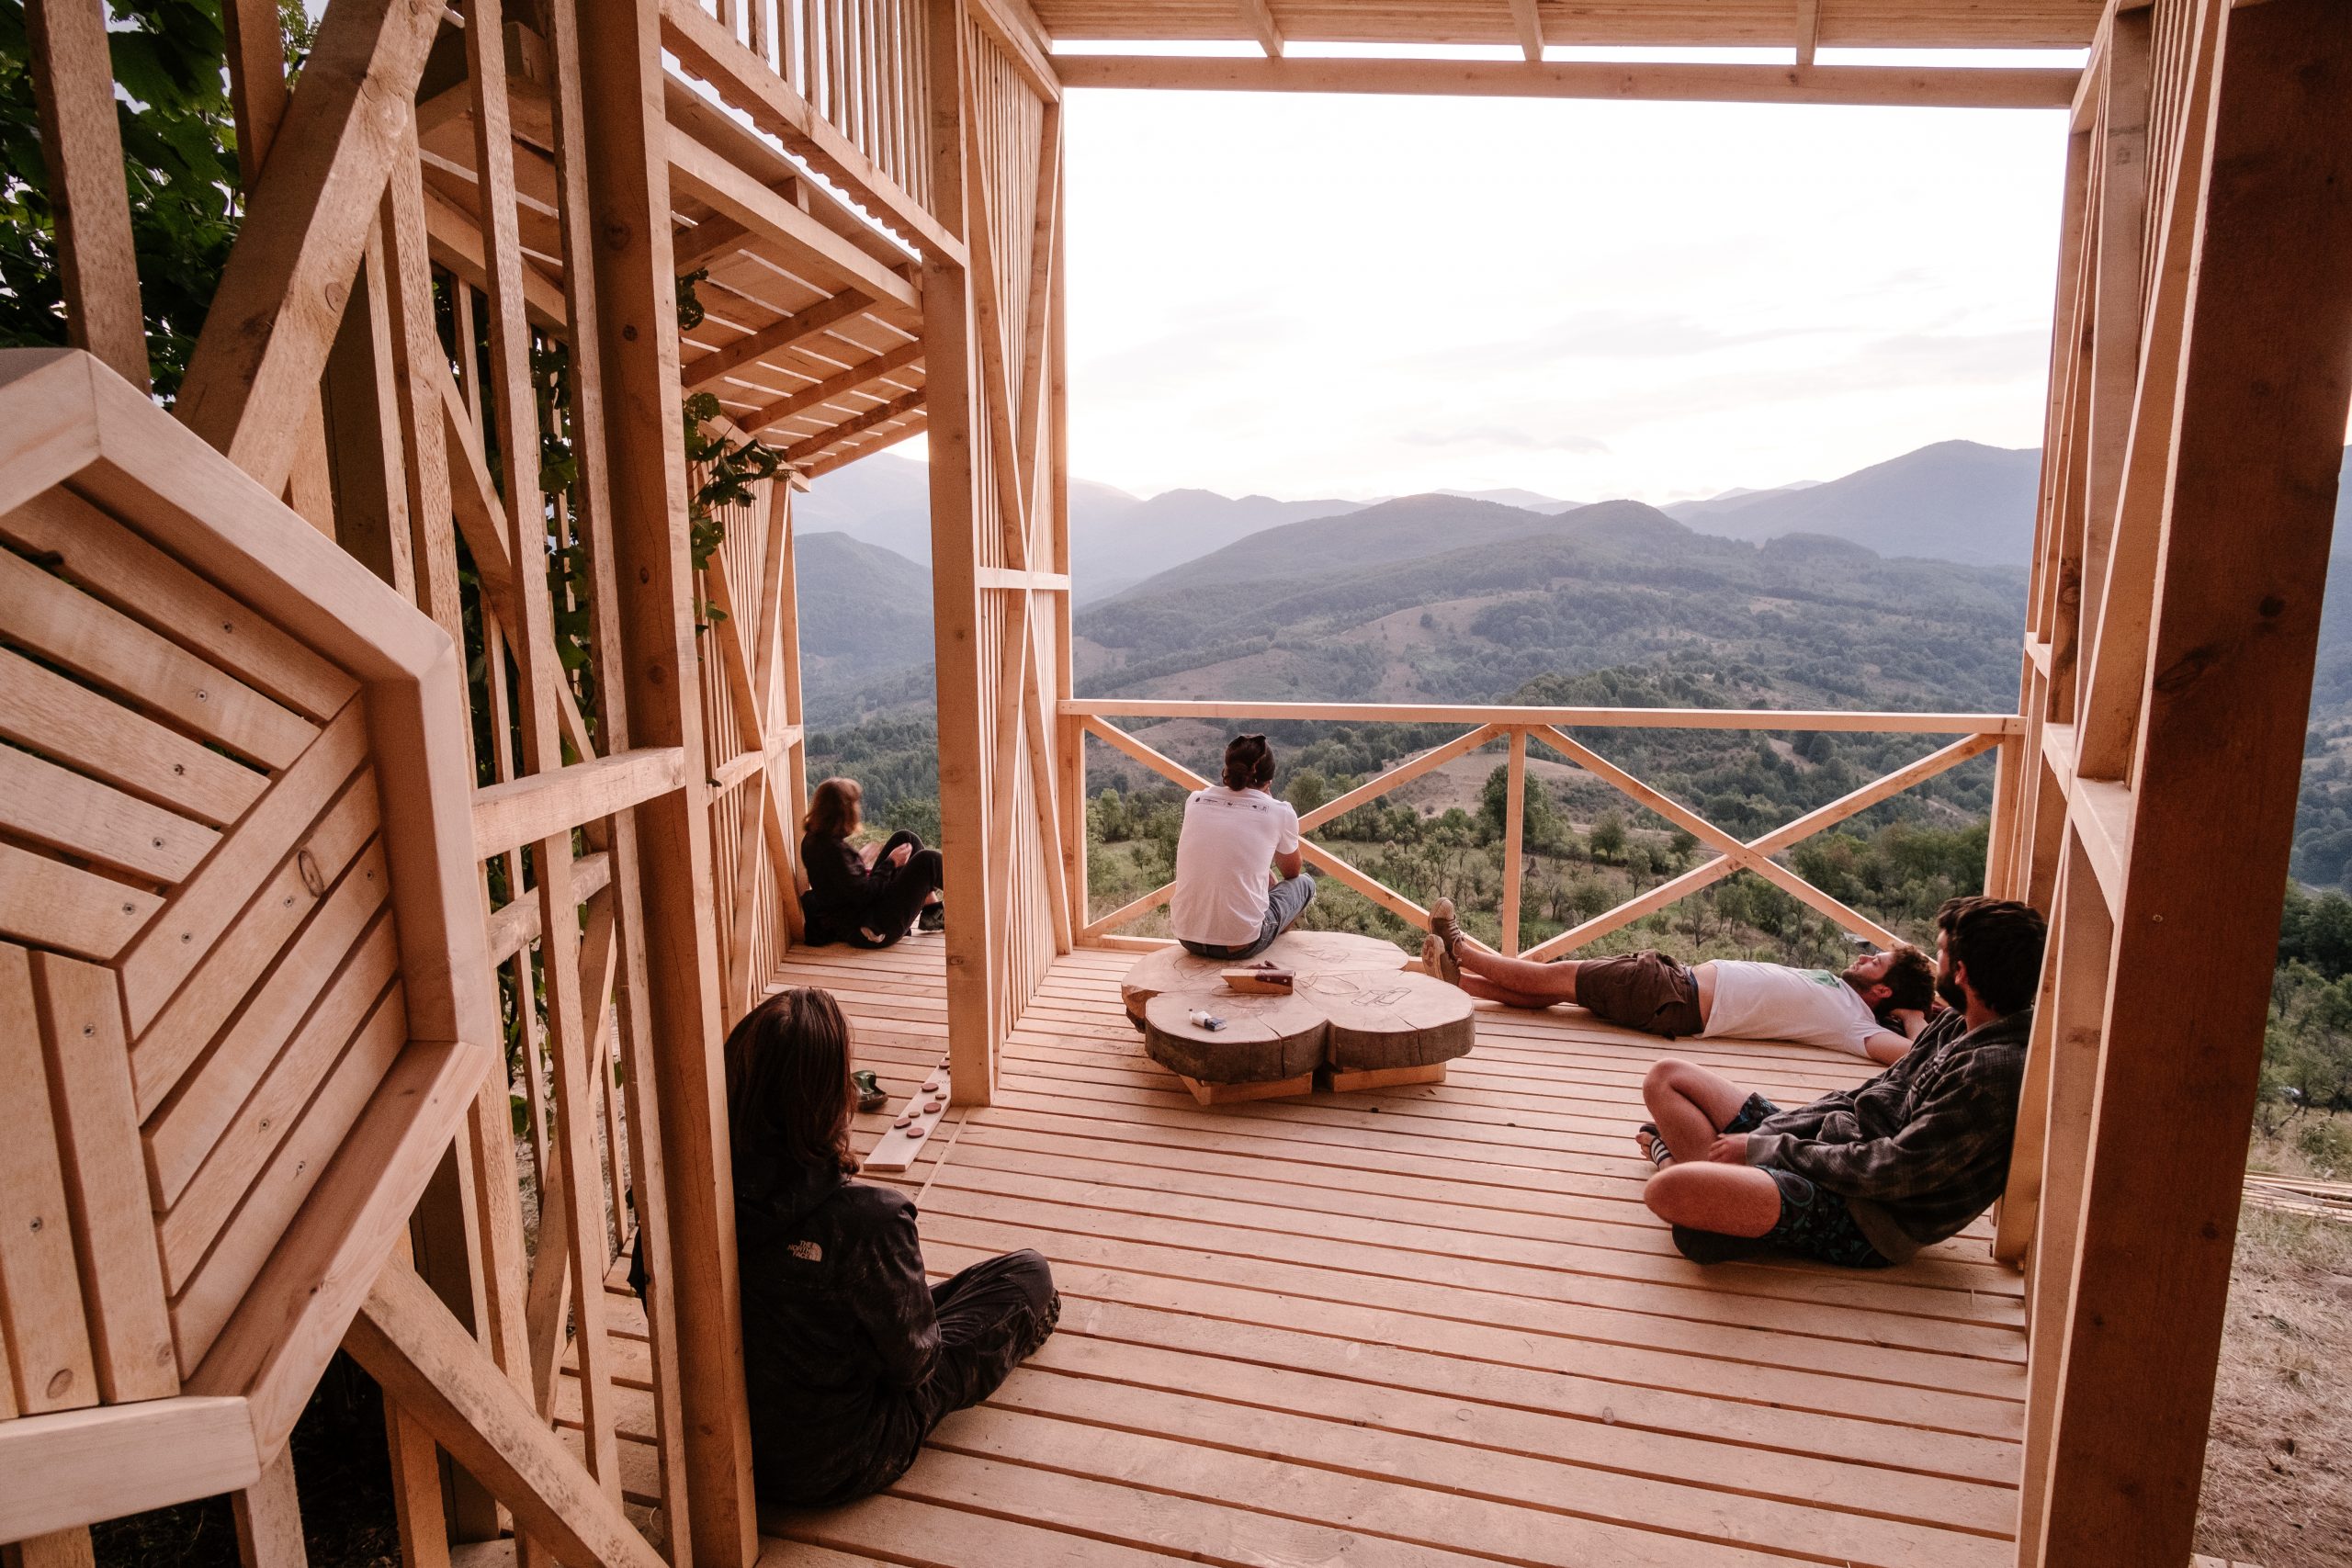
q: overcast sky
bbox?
[1048,61,2077,505]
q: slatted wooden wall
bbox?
[918,0,1072,1102]
[1985,3,2352,1564]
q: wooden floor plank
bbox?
[749,942,2027,1565]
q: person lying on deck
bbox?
[1420,904,1938,1065]
[799,776,944,947]
[633,987,1058,1508]
[1633,896,2046,1269]
[1170,733,1317,961]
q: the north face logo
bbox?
[789,1239,823,1262]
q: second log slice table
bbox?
[1121,931,1476,1104]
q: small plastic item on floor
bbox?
[1188,1010,1227,1032]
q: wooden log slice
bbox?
[1119,931,1409,1024]
[1301,969,1476,1073]
[1141,990,1329,1085]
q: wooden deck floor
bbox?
[604,939,2031,1567]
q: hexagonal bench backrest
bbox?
[0,350,492,1454]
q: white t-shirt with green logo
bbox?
[1701,960,1879,1057]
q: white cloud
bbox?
[1059,87,2072,503]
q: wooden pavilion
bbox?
[0,0,2344,1565]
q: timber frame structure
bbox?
[0,1,2345,1566]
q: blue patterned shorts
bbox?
[1723,1095,1894,1270]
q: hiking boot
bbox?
[1670,1225,1768,1265]
[852,1069,888,1114]
[1425,898,1463,986]
[917,902,945,933]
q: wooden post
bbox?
[24,0,148,390]
[2023,6,2352,1561]
[322,226,416,598]
[230,1447,307,1568]
[922,0,1001,1100]
[573,0,756,1557]
[1499,728,1527,956]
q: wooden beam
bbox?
[25,0,148,389]
[967,0,1060,102]
[1052,54,2079,109]
[231,1448,307,1568]
[2075,0,2225,780]
[923,0,1001,1106]
[187,1039,489,1452]
[471,748,689,860]
[545,0,695,1527]
[1239,0,1283,57]
[1062,698,2020,733]
[574,0,754,1552]
[484,850,612,965]
[2024,6,2352,1562]
[665,128,921,310]
[345,1261,667,1568]
[419,182,571,330]
[783,388,925,465]
[1298,725,1500,831]
[973,567,1069,592]
[1793,0,1820,67]
[657,0,965,262]
[1498,728,1528,954]
[0,1396,259,1542]
[1509,0,1544,62]
[174,0,447,492]
[800,414,927,476]
[683,289,876,394]
[741,340,923,435]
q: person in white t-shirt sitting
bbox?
[1169,734,1317,962]
[1422,899,1936,1064]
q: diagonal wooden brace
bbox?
[345,1258,665,1568]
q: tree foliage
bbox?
[0,0,281,396]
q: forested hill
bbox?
[1074,495,2028,715]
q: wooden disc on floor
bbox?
[1141,990,1329,1086]
[1119,929,1409,1024]
[1301,969,1476,1072]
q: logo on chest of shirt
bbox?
[788,1239,823,1263]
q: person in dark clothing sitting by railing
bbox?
[799,776,944,947]
[637,987,1058,1510]
[1633,896,2047,1269]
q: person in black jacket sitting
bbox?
[799,777,944,946]
[687,987,1057,1508]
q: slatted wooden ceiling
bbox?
[414,22,930,478]
[1029,0,2103,50]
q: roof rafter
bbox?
[783,388,926,467]
[1053,54,2079,109]
[743,340,924,435]
[1794,0,1820,67]
[681,289,876,394]
[1509,0,1544,62]
[1239,0,1283,58]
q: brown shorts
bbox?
[1574,951,1704,1037]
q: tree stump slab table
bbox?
[1121,932,1476,1104]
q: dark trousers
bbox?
[839,831,944,947]
[791,1248,1058,1507]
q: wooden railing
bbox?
[1062,700,2021,958]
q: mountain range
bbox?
[801,438,2046,605]
[794,442,2352,729]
